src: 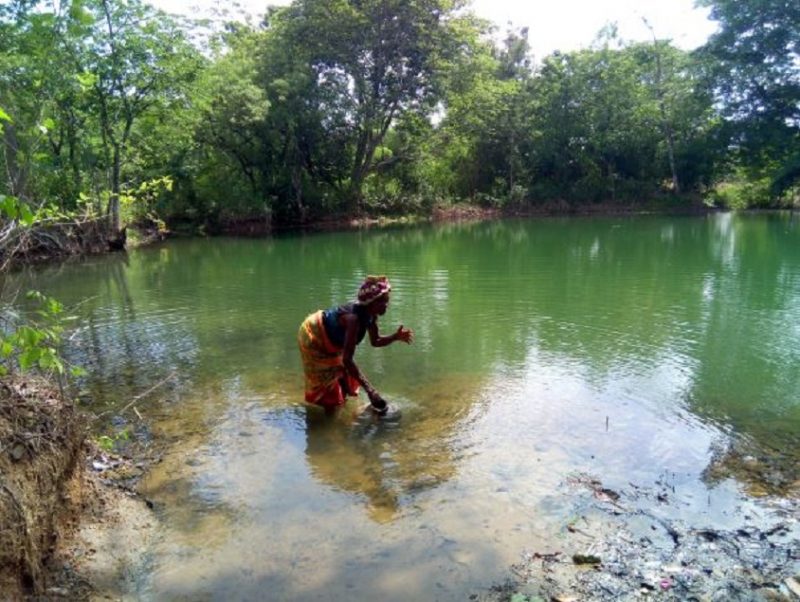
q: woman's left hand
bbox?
[394,325,414,344]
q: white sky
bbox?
[152,0,718,59]
[471,0,718,58]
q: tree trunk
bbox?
[291,165,305,221]
[107,145,121,233]
[67,111,83,198]
[2,123,27,199]
[644,20,681,195]
[348,100,398,214]
[104,144,126,250]
[661,115,681,194]
[349,131,370,214]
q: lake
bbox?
[5,212,800,600]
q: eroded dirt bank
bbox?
[0,378,154,601]
[0,378,83,598]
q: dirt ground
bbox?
[43,459,156,602]
[478,466,800,602]
[0,378,155,602]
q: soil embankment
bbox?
[0,377,155,600]
[0,377,83,597]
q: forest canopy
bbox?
[1,0,798,234]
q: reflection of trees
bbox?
[67,251,198,411]
[3,248,200,413]
[350,217,722,378]
[6,213,799,494]
[687,213,800,454]
[353,215,800,493]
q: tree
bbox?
[642,18,680,193]
[79,0,201,236]
[697,0,800,198]
[0,1,78,204]
[276,0,471,211]
[414,20,536,205]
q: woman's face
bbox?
[371,293,390,316]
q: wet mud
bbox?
[481,458,800,602]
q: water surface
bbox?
[5,213,800,600]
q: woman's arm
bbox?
[368,320,414,348]
[341,313,383,405]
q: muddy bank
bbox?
[4,199,719,268]
[480,469,800,602]
[0,377,83,597]
[175,197,718,237]
[1,218,120,271]
[0,377,156,601]
[45,451,157,601]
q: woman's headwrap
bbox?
[357,275,392,305]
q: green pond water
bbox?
[5,212,800,600]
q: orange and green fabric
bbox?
[297,310,360,408]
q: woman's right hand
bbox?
[394,325,414,344]
[368,389,388,412]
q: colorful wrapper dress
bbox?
[297,310,361,408]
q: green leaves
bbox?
[97,429,130,452]
[0,195,35,226]
[2,0,792,223]
[698,0,800,201]
[0,291,71,377]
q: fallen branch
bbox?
[94,371,176,420]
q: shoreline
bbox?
[480,474,800,602]
[2,375,798,600]
[0,200,731,270]
[207,198,721,237]
[60,423,800,601]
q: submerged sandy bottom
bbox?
[88,367,796,601]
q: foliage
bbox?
[430,24,531,204]
[0,154,79,381]
[0,290,82,377]
[422,28,719,206]
[97,428,129,452]
[0,193,35,227]
[0,0,203,231]
[3,0,797,229]
[119,176,173,229]
[697,0,800,199]
[709,173,773,210]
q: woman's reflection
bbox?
[300,375,475,524]
[303,405,400,523]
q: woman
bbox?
[297,275,414,414]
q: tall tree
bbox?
[697,0,800,196]
[642,18,680,194]
[0,1,66,202]
[278,0,469,211]
[79,0,201,236]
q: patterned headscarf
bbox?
[357,275,392,305]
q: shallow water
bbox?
[5,213,800,600]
